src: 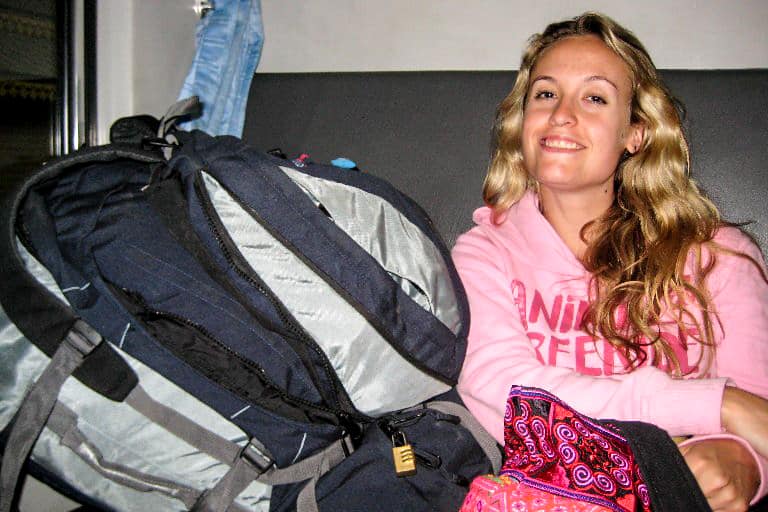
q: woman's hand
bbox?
[680,439,759,512]
[721,386,768,459]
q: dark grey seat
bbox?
[243,70,767,256]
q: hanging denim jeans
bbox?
[177,0,263,137]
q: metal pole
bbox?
[55,0,71,156]
[84,0,97,147]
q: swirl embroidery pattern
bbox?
[460,474,614,512]
[500,386,651,512]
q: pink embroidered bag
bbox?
[461,386,652,512]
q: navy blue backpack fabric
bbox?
[0,127,497,511]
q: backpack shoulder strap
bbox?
[0,145,161,399]
[0,146,162,511]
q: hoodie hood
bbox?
[471,191,587,284]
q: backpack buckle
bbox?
[65,319,103,356]
[239,439,274,474]
[141,137,175,150]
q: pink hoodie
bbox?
[453,191,768,502]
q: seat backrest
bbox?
[243,70,768,254]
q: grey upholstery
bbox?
[243,71,767,254]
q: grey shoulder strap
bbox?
[126,383,352,512]
[125,385,241,465]
[192,436,353,512]
[45,401,202,509]
[0,320,102,512]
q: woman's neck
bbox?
[538,188,613,259]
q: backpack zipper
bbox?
[113,281,347,425]
[192,172,366,427]
[144,308,342,421]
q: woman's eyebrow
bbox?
[530,75,619,91]
[530,75,554,86]
[586,75,619,90]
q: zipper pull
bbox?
[391,430,417,477]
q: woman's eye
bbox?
[533,90,555,100]
[586,95,607,105]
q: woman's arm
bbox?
[674,388,768,508]
[453,228,728,442]
[696,230,768,502]
[680,437,760,512]
[717,387,768,503]
[706,229,768,397]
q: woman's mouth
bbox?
[540,137,584,150]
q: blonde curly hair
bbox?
[484,12,726,374]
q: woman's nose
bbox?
[549,99,576,127]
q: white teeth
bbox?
[543,138,581,149]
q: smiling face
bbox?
[521,35,644,202]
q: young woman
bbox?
[452,12,768,512]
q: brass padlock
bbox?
[391,431,417,477]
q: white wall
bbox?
[258,0,768,72]
[96,0,136,144]
[95,0,768,143]
[96,0,198,143]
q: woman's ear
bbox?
[625,122,646,154]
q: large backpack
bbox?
[0,109,499,511]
